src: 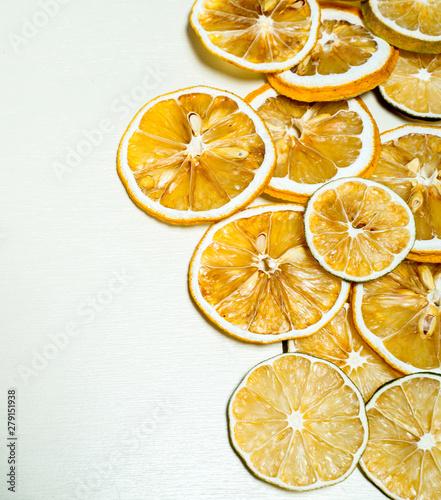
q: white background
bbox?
[0,1,418,499]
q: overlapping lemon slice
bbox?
[304,177,416,282]
[353,261,441,374]
[362,0,441,55]
[268,4,398,101]
[229,352,368,490]
[246,84,380,203]
[289,304,402,401]
[190,0,321,72]
[360,373,441,500]
[371,125,441,262]
[189,204,349,342]
[117,87,276,224]
[379,51,441,121]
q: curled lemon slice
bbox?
[371,125,441,262]
[246,84,380,203]
[360,373,441,500]
[117,87,276,224]
[379,51,441,121]
[304,177,416,282]
[189,204,349,342]
[353,261,441,374]
[362,0,441,54]
[190,0,321,72]
[289,304,402,401]
[229,352,368,490]
[268,4,398,101]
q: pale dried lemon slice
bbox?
[246,84,380,203]
[371,125,441,262]
[268,4,398,101]
[379,51,441,121]
[190,0,321,73]
[362,0,441,54]
[229,352,368,490]
[289,304,402,401]
[304,177,416,282]
[117,87,276,225]
[353,261,441,374]
[189,204,349,342]
[360,373,441,500]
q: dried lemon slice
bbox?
[246,84,380,203]
[371,125,441,262]
[379,51,441,121]
[189,204,349,342]
[229,352,368,490]
[353,261,441,374]
[289,304,402,401]
[362,0,441,54]
[117,87,276,224]
[268,4,398,101]
[360,373,441,500]
[304,177,416,282]
[190,0,321,72]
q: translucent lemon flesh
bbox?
[256,97,363,184]
[372,132,441,241]
[198,210,343,335]
[291,306,401,401]
[231,354,366,489]
[127,93,265,212]
[309,180,412,279]
[197,0,313,65]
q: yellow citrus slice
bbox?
[289,304,402,401]
[117,86,276,225]
[362,0,441,54]
[371,125,441,262]
[190,0,321,73]
[229,352,368,490]
[360,373,441,500]
[268,4,398,101]
[246,84,380,203]
[353,261,441,374]
[189,204,350,342]
[379,51,441,121]
[304,177,416,282]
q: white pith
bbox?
[248,87,378,197]
[304,177,416,283]
[118,86,276,223]
[190,204,350,343]
[228,352,369,491]
[190,0,321,72]
[275,8,395,88]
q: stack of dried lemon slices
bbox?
[117,0,441,497]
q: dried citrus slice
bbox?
[229,352,368,490]
[379,51,441,121]
[117,86,276,225]
[362,0,441,55]
[289,304,402,401]
[190,0,321,73]
[268,4,398,101]
[246,84,380,203]
[353,261,441,374]
[360,373,441,500]
[371,125,441,262]
[304,177,416,282]
[189,204,349,342]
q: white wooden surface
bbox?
[0,1,413,498]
